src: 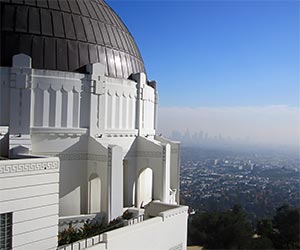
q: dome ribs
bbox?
[47,0,59,10]
[36,0,47,8]
[32,36,43,68]
[24,0,35,6]
[72,15,87,42]
[11,0,23,4]
[14,6,27,32]
[57,0,71,12]
[68,40,79,70]
[83,0,97,19]
[76,0,89,16]
[2,4,15,31]
[82,16,96,43]
[68,0,80,14]
[90,19,104,45]
[28,6,40,34]
[44,37,56,69]
[52,10,65,38]
[62,12,76,40]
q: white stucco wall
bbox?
[0,157,60,250]
[155,136,181,203]
[0,56,183,249]
[58,202,188,250]
[103,213,187,250]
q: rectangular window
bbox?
[0,213,12,250]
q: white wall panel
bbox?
[14,236,57,250]
[13,225,58,247]
[0,183,58,201]
[33,88,43,126]
[0,193,59,214]
[0,173,58,190]
[0,157,59,250]
[13,204,58,223]
[13,214,58,235]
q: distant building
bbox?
[0,0,188,249]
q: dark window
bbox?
[0,213,12,250]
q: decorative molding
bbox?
[0,161,59,174]
[31,127,88,136]
[131,151,162,158]
[103,129,138,138]
[87,154,107,162]
[37,152,107,162]
[162,146,166,161]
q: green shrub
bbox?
[58,217,125,246]
[58,224,81,246]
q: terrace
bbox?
[57,202,188,250]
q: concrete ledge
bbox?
[0,156,60,177]
[31,127,88,136]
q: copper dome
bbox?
[0,0,145,79]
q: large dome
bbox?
[0,0,145,79]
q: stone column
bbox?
[162,143,171,203]
[86,63,106,137]
[131,73,147,135]
[9,54,33,156]
[107,145,123,221]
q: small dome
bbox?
[0,0,145,79]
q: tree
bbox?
[256,219,273,238]
[251,236,274,250]
[272,205,300,249]
[188,205,253,249]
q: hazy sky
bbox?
[108,0,300,148]
[158,105,300,148]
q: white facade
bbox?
[57,202,188,250]
[0,54,187,250]
[0,156,60,250]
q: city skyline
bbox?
[158,105,300,150]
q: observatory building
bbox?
[0,0,188,249]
